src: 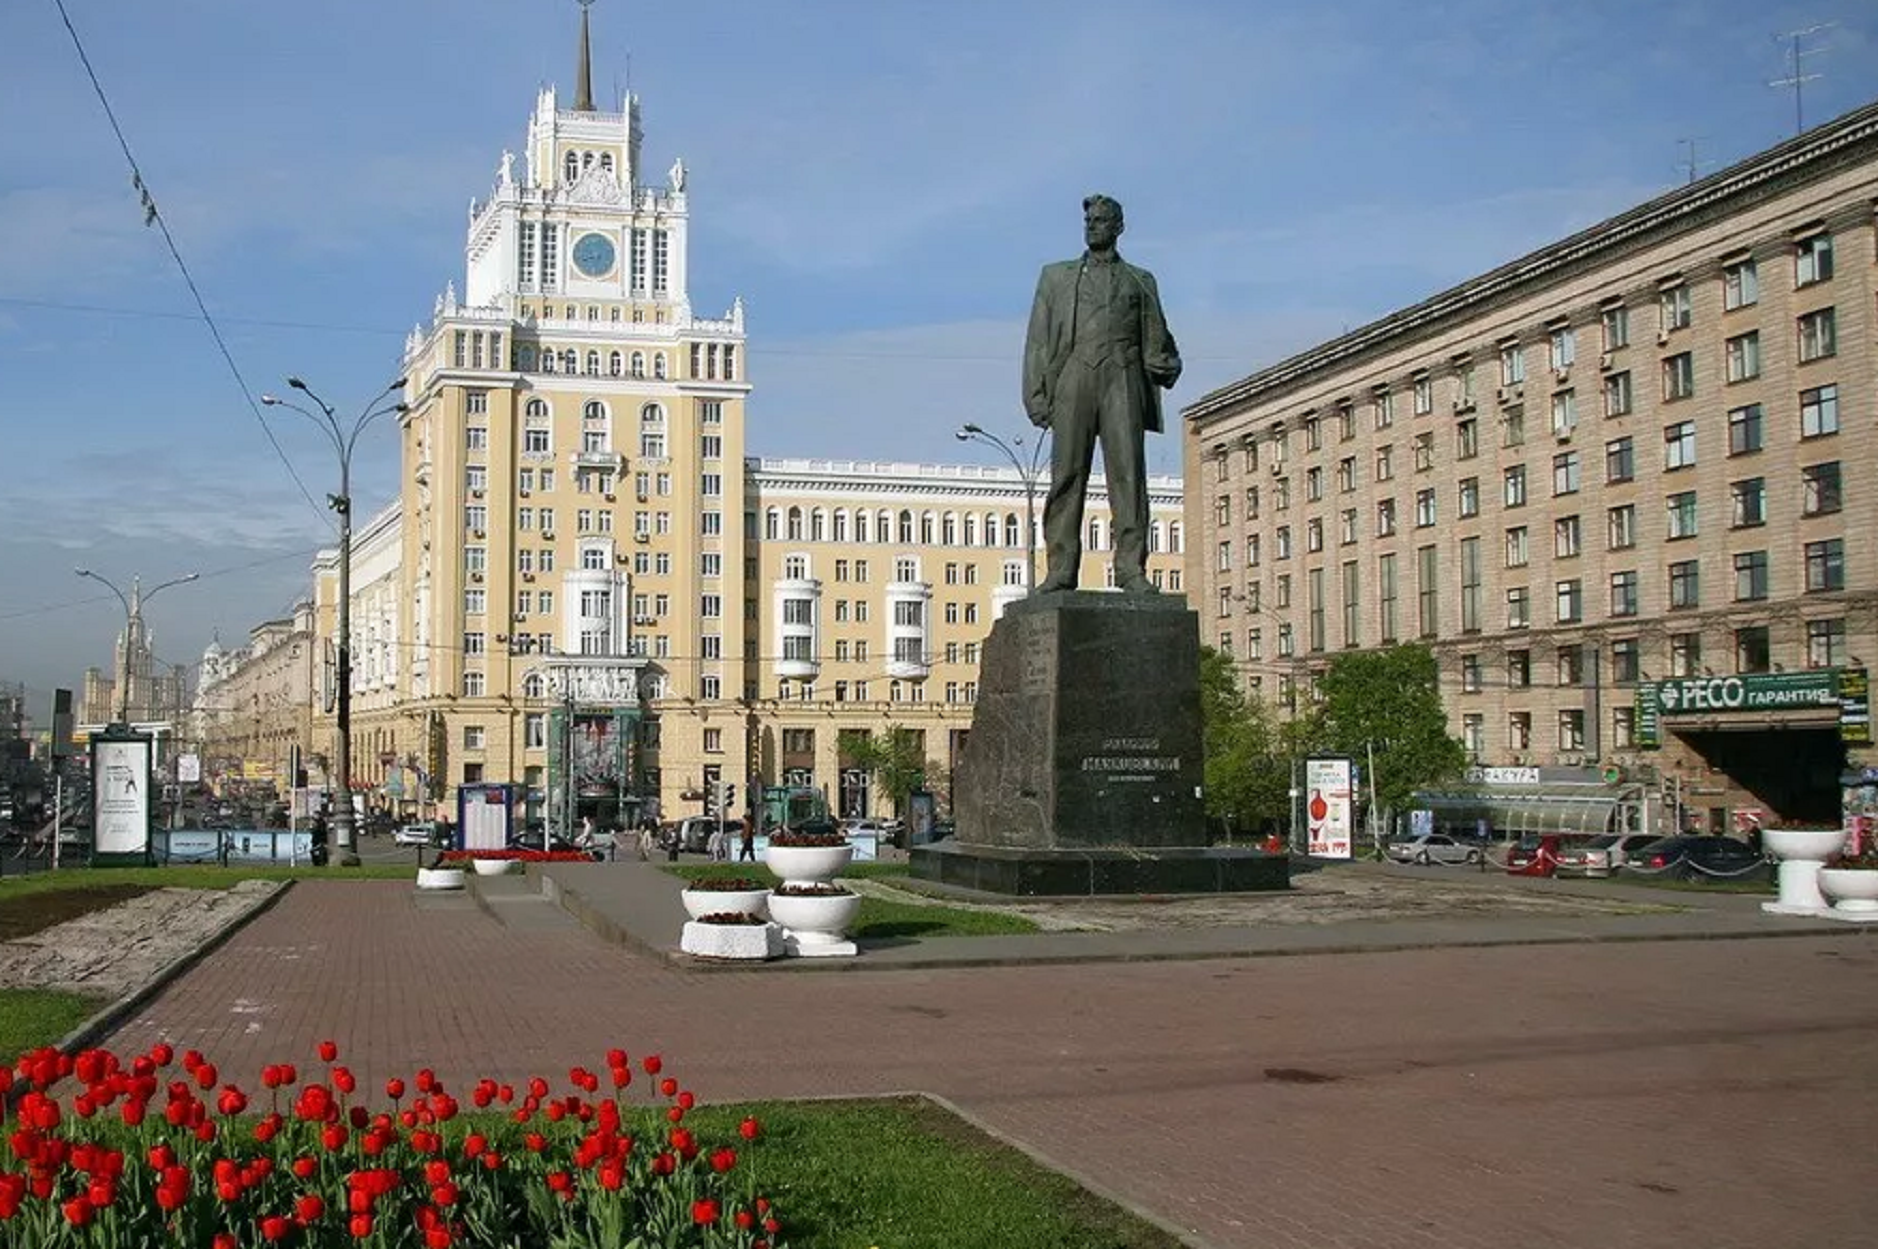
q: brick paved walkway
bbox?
[106,882,1878,1248]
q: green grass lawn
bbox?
[1598,871,1776,895]
[0,863,413,901]
[655,1097,1182,1249]
[665,863,1038,938]
[0,988,107,1058]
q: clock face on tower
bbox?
[571,231,616,279]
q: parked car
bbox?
[394,821,447,847]
[1505,834,1564,877]
[1632,835,1771,884]
[513,827,605,859]
[1554,832,1660,878]
[675,816,743,853]
[1385,833,1482,866]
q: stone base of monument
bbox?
[911,840,1288,896]
[928,590,1287,896]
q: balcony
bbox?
[570,449,625,473]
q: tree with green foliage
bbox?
[1198,648,1293,837]
[842,725,929,816]
[1314,643,1466,818]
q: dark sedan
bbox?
[1632,835,1771,884]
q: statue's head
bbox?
[1082,194,1124,250]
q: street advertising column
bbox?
[1305,756,1355,859]
[91,726,154,866]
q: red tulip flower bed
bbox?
[0,1041,787,1247]
[434,850,595,864]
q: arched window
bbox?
[523,673,544,699]
[608,351,623,377]
[525,398,550,420]
[630,352,646,379]
[541,350,557,374]
[877,510,892,543]
[560,349,577,374]
[832,509,849,542]
[1149,521,1164,553]
[584,350,600,376]
[810,509,826,542]
[1004,514,1021,547]
[764,508,780,540]
[652,353,668,380]
[583,400,606,422]
[941,513,958,545]
[853,510,870,543]
[962,513,978,546]
[1088,518,1105,552]
[1168,521,1183,554]
[581,151,594,170]
[600,153,614,174]
[983,512,999,547]
[640,402,665,425]
[897,510,915,544]
[787,507,804,541]
[563,152,579,184]
[920,512,936,545]
[783,554,809,580]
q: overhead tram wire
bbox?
[47,0,330,531]
[0,545,327,623]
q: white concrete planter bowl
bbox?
[1760,827,1848,916]
[415,867,467,891]
[680,887,770,921]
[767,888,863,957]
[680,920,786,960]
[471,858,519,876]
[1817,867,1878,921]
[763,842,854,886]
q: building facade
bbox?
[298,12,1187,828]
[193,605,316,792]
[1184,102,1878,830]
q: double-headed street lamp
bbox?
[73,568,200,724]
[261,375,407,867]
[955,423,1050,592]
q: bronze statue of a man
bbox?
[1022,194,1182,593]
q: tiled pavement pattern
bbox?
[105,882,1878,1248]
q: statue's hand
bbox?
[1026,407,1051,431]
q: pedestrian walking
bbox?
[738,820,757,863]
[706,824,726,863]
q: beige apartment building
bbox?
[292,11,1187,828]
[1184,101,1878,830]
[192,605,316,788]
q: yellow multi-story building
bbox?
[298,10,1188,828]
[1184,101,1878,828]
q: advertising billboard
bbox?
[1305,757,1355,859]
[92,733,152,859]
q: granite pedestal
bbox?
[913,590,1288,895]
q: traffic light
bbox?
[723,783,737,813]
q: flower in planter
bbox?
[683,877,770,893]
[765,831,849,849]
[694,911,770,926]
[770,883,854,898]
[436,848,596,864]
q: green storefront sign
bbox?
[1634,668,1869,747]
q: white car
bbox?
[1554,832,1661,878]
[1385,833,1481,866]
[394,822,444,847]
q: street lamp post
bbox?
[955,423,1049,592]
[261,376,407,867]
[74,568,200,724]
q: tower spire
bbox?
[574,0,596,112]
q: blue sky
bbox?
[1,0,1873,706]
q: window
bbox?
[1456,418,1478,460]
[1338,456,1358,491]
[1374,390,1395,429]
[1555,579,1582,623]
[1662,352,1694,401]
[1734,551,1769,601]
[1610,570,1639,616]
[1805,539,1844,592]
[1506,586,1531,629]
[1507,649,1532,687]
[1795,233,1834,286]
[1601,304,1629,351]
[1276,526,1292,559]
[1461,654,1483,693]
[1659,283,1691,332]
[1723,257,1759,310]
[1417,546,1438,636]
[1306,466,1324,501]
[463,671,485,698]
[1611,638,1640,685]
[466,426,488,451]
[1378,554,1397,642]
[1509,712,1532,752]
[523,427,550,454]
[1608,503,1636,550]
[1606,437,1634,483]
[1551,452,1579,496]
[1664,421,1696,470]
[1306,517,1324,552]
[1415,489,1436,527]
[1557,645,1584,687]
[1668,559,1700,609]
[1499,341,1525,386]
[1505,526,1529,568]
[1669,632,1702,677]
[1802,462,1842,516]
[1504,465,1527,507]
[1732,478,1766,528]
[1736,626,1772,674]
[1558,709,1586,753]
[1375,445,1394,480]
[1808,618,1846,668]
[1554,515,1581,558]
[1304,417,1323,451]
[1413,432,1434,471]
[1459,537,1481,632]
[1550,390,1576,437]
[1798,308,1836,362]
[1376,498,1397,537]
[1603,371,1632,417]
[1413,376,1433,415]
[1666,491,1698,540]
[1501,406,1526,447]
[1458,477,1479,518]
[1801,385,1839,438]
[1549,325,1575,371]
[1725,331,1760,382]
[464,589,486,615]
[1729,403,1764,455]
